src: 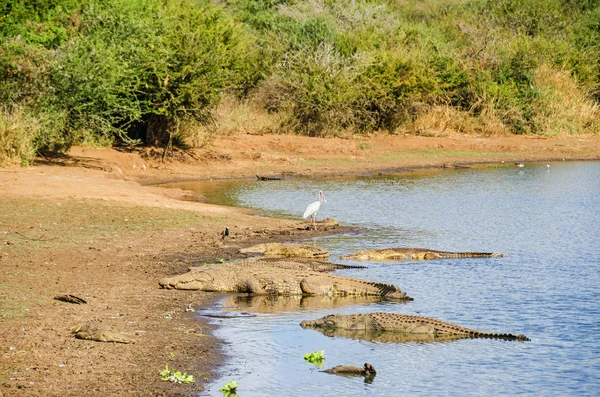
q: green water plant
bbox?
[220,379,238,395]
[304,350,325,367]
[158,364,195,384]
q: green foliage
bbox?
[0,0,81,47]
[220,379,238,396]
[0,0,263,152]
[485,47,539,134]
[46,0,259,146]
[0,38,52,106]
[304,349,325,367]
[481,0,569,37]
[0,0,598,160]
[158,364,195,384]
[267,43,368,136]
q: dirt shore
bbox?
[1,133,599,396]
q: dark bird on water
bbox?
[222,227,229,240]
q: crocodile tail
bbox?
[500,333,530,341]
[469,252,494,258]
[468,251,507,258]
[448,252,495,258]
[334,263,367,270]
[372,282,413,301]
[473,332,530,341]
[438,251,506,258]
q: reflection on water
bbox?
[170,162,600,396]
[220,294,395,314]
[154,179,246,207]
[302,325,481,344]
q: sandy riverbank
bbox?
[1,132,598,396]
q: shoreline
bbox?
[1,132,599,396]
[144,156,592,185]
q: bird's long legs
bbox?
[311,214,317,230]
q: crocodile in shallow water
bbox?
[159,260,412,301]
[340,248,506,261]
[240,243,329,258]
[300,313,529,342]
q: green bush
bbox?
[265,43,367,136]
[47,0,259,146]
[0,0,81,48]
[0,0,598,158]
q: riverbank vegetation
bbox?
[1,0,599,165]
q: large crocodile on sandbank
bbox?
[159,260,412,300]
[300,313,529,342]
[341,248,506,261]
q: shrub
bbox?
[0,106,39,166]
[0,0,81,48]
[265,43,370,136]
[1,0,598,157]
[47,0,259,147]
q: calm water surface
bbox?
[174,162,599,396]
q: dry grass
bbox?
[214,95,286,136]
[181,96,286,147]
[533,65,600,136]
[396,104,508,137]
[0,107,39,166]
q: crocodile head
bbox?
[159,271,213,290]
[300,314,370,330]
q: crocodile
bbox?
[240,243,329,259]
[159,260,412,300]
[238,257,365,272]
[340,248,506,261]
[300,313,529,342]
[188,257,365,274]
[73,324,135,344]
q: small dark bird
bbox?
[514,162,524,168]
[222,227,229,240]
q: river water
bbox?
[167,162,600,396]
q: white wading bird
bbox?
[303,191,327,230]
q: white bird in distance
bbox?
[303,191,327,230]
